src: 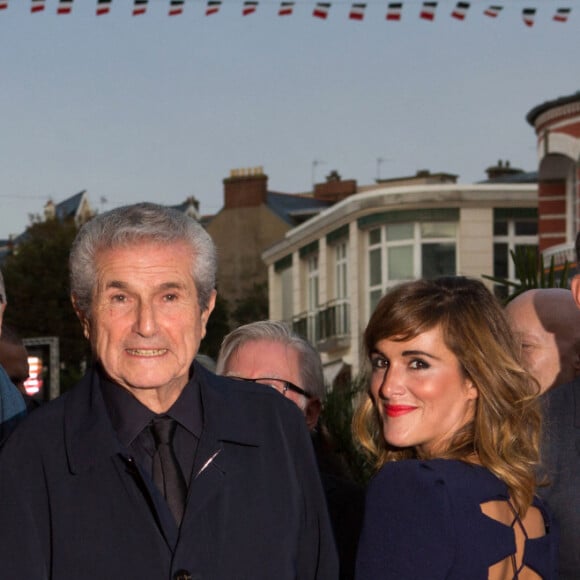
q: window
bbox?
[368,222,457,312]
[493,217,538,299]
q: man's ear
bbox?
[200,290,217,340]
[71,293,91,340]
[305,397,322,431]
[571,275,580,310]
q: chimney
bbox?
[485,159,523,180]
[314,170,357,202]
[44,199,56,221]
[223,167,268,209]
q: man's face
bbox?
[76,241,215,404]
[0,340,29,393]
[505,295,573,393]
[222,339,321,429]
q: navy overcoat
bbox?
[0,362,338,580]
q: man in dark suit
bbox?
[539,233,580,579]
[0,203,338,579]
[217,321,364,580]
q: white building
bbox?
[263,180,538,387]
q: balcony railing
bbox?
[292,299,350,348]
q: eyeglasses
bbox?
[230,376,312,399]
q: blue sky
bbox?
[0,0,577,238]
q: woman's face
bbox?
[370,325,478,456]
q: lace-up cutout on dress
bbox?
[480,499,546,580]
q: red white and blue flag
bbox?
[313,2,331,18]
[553,7,571,21]
[57,0,73,14]
[243,1,258,15]
[522,7,536,26]
[386,2,402,20]
[420,1,437,20]
[278,1,294,15]
[451,1,470,20]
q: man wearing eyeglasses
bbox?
[217,320,365,580]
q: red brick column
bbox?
[538,180,566,252]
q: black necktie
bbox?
[150,416,187,525]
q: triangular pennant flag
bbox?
[96,0,112,15]
[451,1,469,20]
[420,1,437,20]
[483,4,502,17]
[522,7,535,26]
[313,2,331,18]
[168,0,184,15]
[553,7,571,22]
[386,2,402,20]
[133,0,147,15]
[242,1,258,15]
[206,0,221,15]
[349,3,366,20]
[31,0,45,12]
[278,1,294,15]
[57,0,73,14]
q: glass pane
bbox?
[369,228,381,245]
[420,222,456,239]
[370,290,383,314]
[493,243,508,278]
[369,248,382,286]
[422,243,456,278]
[386,223,413,242]
[494,285,508,301]
[494,220,508,236]
[388,246,413,279]
[515,221,538,236]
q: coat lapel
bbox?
[182,364,263,523]
[64,368,180,549]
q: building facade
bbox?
[527,91,580,270]
[263,180,538,386]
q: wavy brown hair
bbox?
[353,276,541,515]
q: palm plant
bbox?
[483,246,571,304]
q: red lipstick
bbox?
[385,404,417,418]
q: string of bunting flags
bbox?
[3,0,574,25]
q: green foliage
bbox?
[2,218,90,392]
[483,246,571,304]
[321,378,373,485]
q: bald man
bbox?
[505,288,580,393]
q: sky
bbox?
[0,0,578,239]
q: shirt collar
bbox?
[99,365,203,449]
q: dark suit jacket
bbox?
[540,378,580,580]
[0,363,338,580]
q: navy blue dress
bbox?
[356,459,558,579]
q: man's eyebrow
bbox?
[104,281,185,291]
[105,280,129,290]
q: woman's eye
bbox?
[371,357,388,370]
[410,359,429,370]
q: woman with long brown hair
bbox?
[354,276,557,579]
